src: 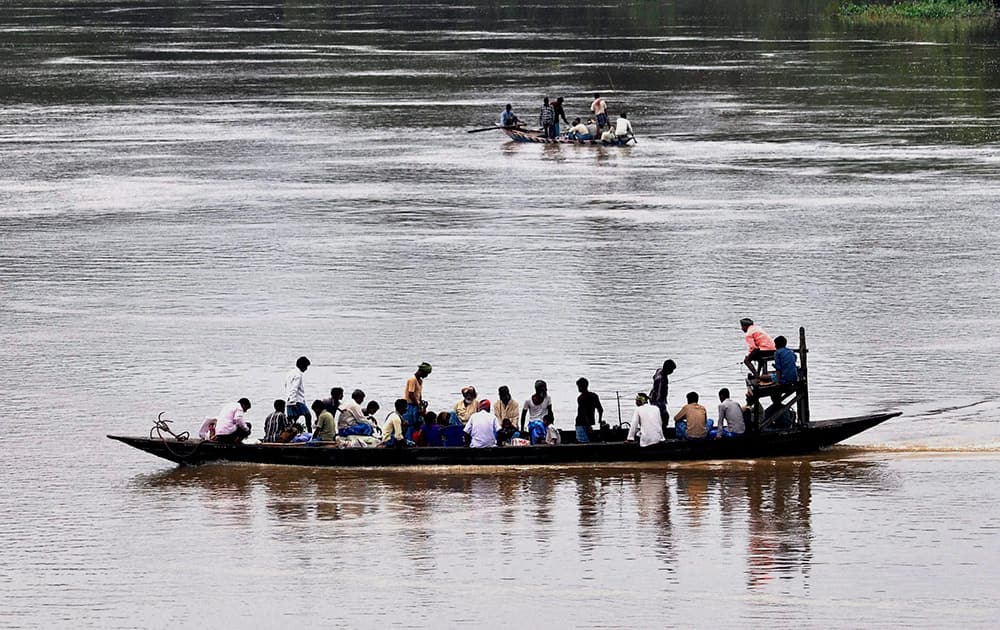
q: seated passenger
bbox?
[311,399,338,442]
[586,118,598,139]
[614,111,633,139]
[544,415,561,445]
[772,335,798,387]
[600,129,617,143]
[715,388,746,438]
[423,411,444,446]
[263,399,289,443]
[568,117,591,141]
[363,401,381,428]
[214,398,252,444]
[740,317,776,378]
[451,386,478,426]
[322,387,344,416]
[465,400,500,448]
[520,379,552,433]
[494,386,519,428]
[338,389,367,427]
[497,417,518,446]
[626,393,666,447]
[379,399,407,447]
[674,391,708,439]
[198,417,217,440]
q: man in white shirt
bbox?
[465,399,501,448]
[285,356,311,431]
[626,393,666,447]
[338,389,370,433]
[215,398,252,444]
[716,388,746,438]
[614,112,633,140]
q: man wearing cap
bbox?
[404,362,431,439]
[465,399,501,448]
[740,318,775,378]
[626,393,666,447]
[285,356,311,432]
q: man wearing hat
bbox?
[403,362,432,440]
[465,399,501,448]
[740,318,775,378]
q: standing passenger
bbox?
[551,96,570,136]
[626,393,666,447]
[520,379,553,433]
[404,362,432,439]
[590,93,608,134]
[649,359,676,424]
[539,97,556,139]
[285,356,311,431]
[494,386,520,428]
[574,377,603,444]
[465,400,501,448]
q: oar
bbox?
[467,125,502,133]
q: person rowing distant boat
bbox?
[499,103,521,128]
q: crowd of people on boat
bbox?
[500,93,634,143]
[199,318,799,449]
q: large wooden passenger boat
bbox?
[109,328,899,468]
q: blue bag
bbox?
[527,420,546,445]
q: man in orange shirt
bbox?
[404,362,432,440]
[740,317,776,378]
[674,392,708,439]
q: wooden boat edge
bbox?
[108,411,901,468]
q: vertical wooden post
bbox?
[798,326,809,427]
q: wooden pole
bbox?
[798,326,809,426]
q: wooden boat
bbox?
[500,125,633,146]
[109,328,899,468]
[109,412,898,467]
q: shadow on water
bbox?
[131,455,894,586]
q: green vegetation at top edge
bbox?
[834,0,997,20]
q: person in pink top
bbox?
[740,318,776,378]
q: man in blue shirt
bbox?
[772,336,798,385]
[500,103,520,128]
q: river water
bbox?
[2,0,1000,627]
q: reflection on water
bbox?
[131,456,890,592]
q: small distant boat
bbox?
[500,125,634,146]
[109,328,900,469]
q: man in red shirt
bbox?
[740,317,776,378]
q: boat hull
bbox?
[501,126,632,145]
[109,412,899,468]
